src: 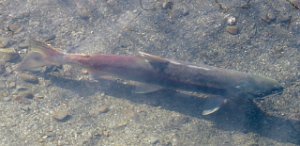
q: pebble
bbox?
[97,106,109,113]
[262,11,276,23]
[147,136,160,144]
[16,86,29,92]
[5,65,13,74]
[2,96,11,102]
[273,47,285,54]
[170,4,189,18]
[226,25,239,35]
[7,81,16,88]
[162,1,173,9]
[226,16,237,25]
[19,73,39,84]
[0,37,9,48]
[76,2,92,20]
[18,40,29,49]
[35,95,44,100]
[0,48,20,62]
[20,92,34,99]
[7,23,23,34]
[101,129,110,137]
[114,120,128,129]
[78,8,92,20]
[1,91,9,97]
[53,110,71,122]
[14,92,33,104]
[89,106,109,116]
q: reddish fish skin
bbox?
[18,40,283,105]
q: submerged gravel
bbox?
[0,0,300,145]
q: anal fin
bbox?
[88,69,117,81]
[134,83,163,94]
[202,96,228,115]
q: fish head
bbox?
[236,75,284,99]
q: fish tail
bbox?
[17,40,66,71]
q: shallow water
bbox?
[0,0,300,145]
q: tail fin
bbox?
[17,40,65,71]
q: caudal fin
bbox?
[17,40,65,71]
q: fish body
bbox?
[18,40,284,115]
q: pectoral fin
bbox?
[88,69,117,81]
[202,96,228,115]
[134,83,163,94]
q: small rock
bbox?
[100,129,110,137]
[35,95,44,100]
[5,65,13,74]
[1,91,9,97]
[78,9,92,20]
[147,136,160,144]
[2,96,12,102]
[162,1,173,9]
[53,110,71,122]
[226,25,239,35]
[76,2,92,20]
[19,92,34,99]
[7,81,16,88]
[97,106,109,113]
[18,41,29,49]
[89,106,109,116]
[114,120,128,129]
[263,11,276,23]
[19,73,39,84]
[273,47,285,54]
[16,86,29,92]
[0,37,9,48]
[20,106,31,112]
[226,16,237,25]
[170,4,189,18]
[7,23,23,33]
[14,92,33,104]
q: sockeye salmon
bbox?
[17,40,284,115]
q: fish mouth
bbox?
[268,89,283,97]
[255,85,284,100]
[271,84,284,95]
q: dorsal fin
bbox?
[138,51,170,72]
[30,40,65,56]
[138,51,169,63]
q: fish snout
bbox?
[271,84,284,95]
